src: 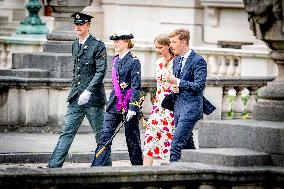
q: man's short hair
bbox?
[169,28,190,45]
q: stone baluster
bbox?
[0,43,4,68]
[221,87,232,119]
[0,43,8,69]
[5,45,11,68]
[226,56,235,76]
[232,86,246,119]
[208,54,218,76]
[234,57,241,76]
[218,55,227,76]
[201,54,209,72]
[246,87,258,118]
[203,54,209,63]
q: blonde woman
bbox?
[143,34,175,166]
[91,30,143,166]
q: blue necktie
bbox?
[176,57,184,78]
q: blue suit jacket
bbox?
[173,50,207,120]
[106,51,142,114]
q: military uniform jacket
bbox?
[67,35,107,107]
[173,50,207,120]
[106,52,141,114]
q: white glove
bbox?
[78,90,92,105]
[126,110,136,121]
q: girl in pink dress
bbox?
[143,34,175,165]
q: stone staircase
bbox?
[0,41,113,80]
[181,119,284,167]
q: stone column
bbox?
[44,0,91,53]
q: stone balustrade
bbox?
[194,46,274,77]
[0,37,274,78]
[205,77,274,120]
[0,35,46,69]
[0,75,274,133]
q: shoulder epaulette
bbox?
[131,53,138,60]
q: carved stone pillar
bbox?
[244,1,284,121]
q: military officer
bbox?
[48,12,107,168]
[91,30,143,166]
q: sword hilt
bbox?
[95,146,106,158]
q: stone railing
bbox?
[0,75,273,132]
[0,35,46,69]
[0,164,283,189]
[205,76,275,120]
[0,38,273,78]
[140,76,275,121]
[195,46,273,77]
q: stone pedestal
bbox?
[253,51,284,121]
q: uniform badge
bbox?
[120,82,128,89]
[76,14,80,19]
[83,45,88,49]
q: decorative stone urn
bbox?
[244,0,284,121]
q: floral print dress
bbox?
[143,57,175,160]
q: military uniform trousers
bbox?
[91,112,143,166]
[48,95,104,168]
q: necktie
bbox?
[176,57,184,78]
[78,43,82,53]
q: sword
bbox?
[95,95,146,158]
[95,115,127,158]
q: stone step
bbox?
[12,52,72,78]
[181,148,272,167]
[0,68,50,78]
[198,119,284,155]
[12,52,114,79]
[0,151,130,164]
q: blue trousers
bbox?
[170,118,198,162]
[48,102,104,168]
[91,112,143,166]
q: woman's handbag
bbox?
[161,93,176,111]
[162,94,216,114]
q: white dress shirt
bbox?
[177,49,192,86]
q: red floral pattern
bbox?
[143,58,175,160]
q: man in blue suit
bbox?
[165,28,207,162]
